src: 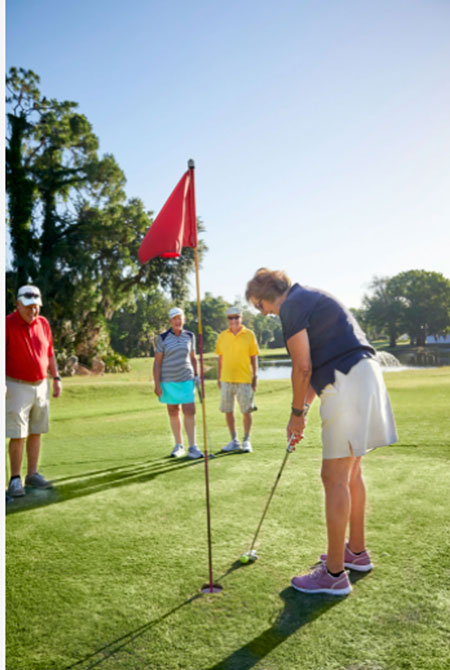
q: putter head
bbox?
[248,392,257,413]
[240,549,259,564]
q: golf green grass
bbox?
[5,363,450,670]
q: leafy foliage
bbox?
[362,276,406,346]
[6,67,205,370]
[109,290,172,358]
[362,270,450,345]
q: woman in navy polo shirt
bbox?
[153,307,203,460]
[246,268,397,596]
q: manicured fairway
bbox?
[5,363,450,670]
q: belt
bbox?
[6,376,46,386]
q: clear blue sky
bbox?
[6,0,450,308]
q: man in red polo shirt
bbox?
[6,285,62,497]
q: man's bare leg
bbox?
[9,438,25,477]
[26,433,42,476]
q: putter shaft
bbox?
[247,435,296,554]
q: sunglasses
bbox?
[227,315,240,320]
[19,293,40,300]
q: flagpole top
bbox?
[188,159,195,169]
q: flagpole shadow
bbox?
[63,592,202,670]
[60,557,253,669]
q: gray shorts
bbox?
[319,358,398,459]
[6,377,50,438]
[220,382,254,414]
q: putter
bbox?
[248,391,258,413]
[239,433,296,564]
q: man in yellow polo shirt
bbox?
[216,306,259,453]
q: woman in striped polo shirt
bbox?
[153,307,203,459]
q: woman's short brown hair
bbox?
[245,268,292,303]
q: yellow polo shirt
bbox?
[215,326,259,383]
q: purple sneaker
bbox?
[291,564,352,596]
[320,542,373,572]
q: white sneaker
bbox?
[170,444,185,458]
[8,477,25,497]
[187,445,204,459]
[241,439,253,453]
[220,439,241,453]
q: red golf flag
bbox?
[138,168,197,263]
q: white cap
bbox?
[17,285,43,306]
[226,306,242,316]
[169,307,184,319]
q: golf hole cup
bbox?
[201,582,223,594]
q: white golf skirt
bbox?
[319,358,398,460]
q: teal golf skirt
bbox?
[159,380,195,405]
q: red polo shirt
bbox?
[6,311,54,382]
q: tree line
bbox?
[6,67,206,372]
[6,68,450,369]
[111,269,450,358]
[353,271,450,347]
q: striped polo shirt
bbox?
[155,328,196,382]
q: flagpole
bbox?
[188,160,218,594]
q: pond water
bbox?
[257,357,429,380]
[258,359,292,380]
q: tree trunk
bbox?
[39,186,58,311]
[416,332,426,347]
[6,113,37,289]
[389,327,397,348]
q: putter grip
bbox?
[286,434,296,452]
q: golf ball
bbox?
[240,554,250,564]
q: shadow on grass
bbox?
[5,453,229,516]
[63,592,203,670]
[62,570,368,670]
[62,561,243,669]
[204,571,369,670]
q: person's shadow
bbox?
[203,571,368,670]
[62,566,368,670]
[6,453,224,515]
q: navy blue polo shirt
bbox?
[280,284,375,395]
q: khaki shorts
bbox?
[320,358,398,460]
[6,377,50,438]
[220,382,254,414]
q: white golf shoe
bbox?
[220,439,241,453]
[170,444,185,458]
[187,445,204,459]
[241,439,253,453]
